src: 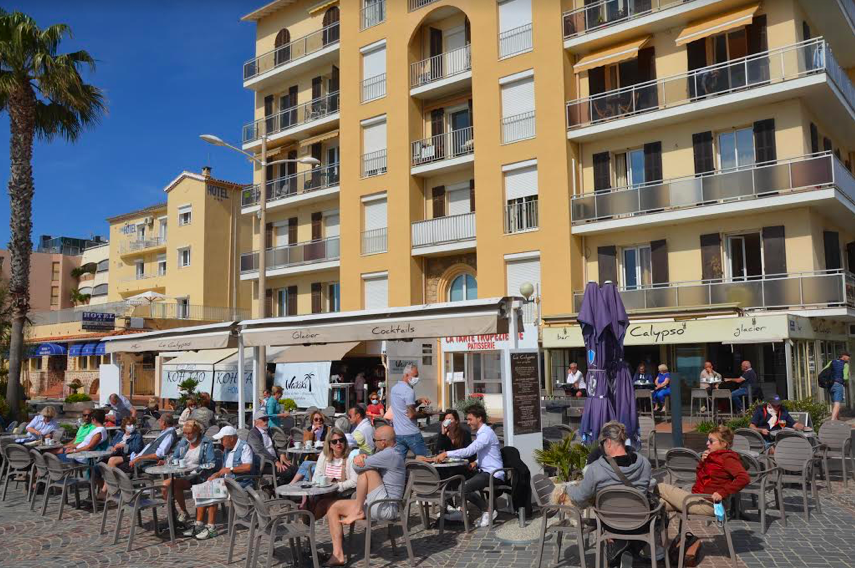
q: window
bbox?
[32,357,42,370]
[726,233,763,280]
[500,73,535,143]
[135,260,145,279]
[178,247,191,268]
[506,255,540,323]
[361,43,386,102]
[504,163,538,233]
[177,297,190,319]
[178,205,192,226]
[92,284,108,297]
[277,287,297,317]
[362,195,387,255]
[51,262,60,281]
[363,273,388,310]
[471,352,503,394]
[614,149,645,187]
[449,274,477,302]
[362,117,387,177]
[362,0,385,29]
[446,182,472,216]
[136,224,147,241]
[498,0,532,58]
[157,254,167,276]
[718,128,754,170]
[422,343,433,366]
[96,259,109,273]
[79,356,88,370]
[328,282,341,313]
[50,286,59,306]
[622,245,652,290]
[158,217,168,241]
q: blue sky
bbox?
[0,1,258,246]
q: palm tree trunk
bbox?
[6,85,36,419]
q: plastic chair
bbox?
[1,443,33,502]
[675,492,736,568]
[28,449,49,511]
[773,436,821,520]
[346,487,415,568]
[664,448,700,489]
[224,477,263,564]
[712,390,734,421]
[236,428,250,441]
[532,473,593,568]
[112,467,172,552]
[638,416,659,467]
[405,461,469,536]
[290,427,305,446]
[205,425,220,438]
[483,461,515,530]
[690,388,710,417]
[592,486,670,568]
[817,421,854,490]
[246,486,320,568]
[41,452,90,520]
[735,451,783,533]
[734,428,767,455]
[731,435,751,453]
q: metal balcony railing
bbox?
[504,200,539,234]
[411,126,474,167]
[362,73,386,102]
[361,149,387,178]
[498,23,532,59]
[28,301,247,325]
[243,22,340,80]
[563,0,695,39]
[361,0,386,30]
[361,228,388,255]
[241,236,341,274]
[572,270,855,312]
[571,152,855,223]
[502,111,535,144]
[412,212,476,248]
[243,91,340,143]
[410,44,471,88]
[408,0,438,11]
[242,163,340,208]
[120,238,165,254]
[567,39,836,130]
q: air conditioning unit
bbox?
[143,216,154,225]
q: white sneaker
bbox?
[443,510,463,522]
[477,510,498,528]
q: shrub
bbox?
[280,398,298,412]
[534,433,591,482]
[67,379,83,394]
[454,395,486,414]
[177,378,201,407]
[60,423,77,438]
[64,393,92,403]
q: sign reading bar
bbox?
[510,351,541,436]
[82,312,116,331]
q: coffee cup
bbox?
[314,440,323,448]
[179,458,186,468]
[294,441,303,449]
[316,475,328,486]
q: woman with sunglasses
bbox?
[303,410,330,444]
[307,427,357,520]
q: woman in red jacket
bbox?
[659,426,750,516]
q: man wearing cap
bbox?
[246,410,296,484]
[750,395,804,446]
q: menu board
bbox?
[511,351,541,435]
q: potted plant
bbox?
[534,433,591,483]
[454,394,486,414]
[177,377,201,408]
[63,392,95,412]
[280,398,298,412]
[67,379,83,395]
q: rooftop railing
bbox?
[411,126,474,167]
[412,212,476,248]
[243,22,340,80]
[563,0,696,39]
[29,301,247,325]
[243,91,339,143]
[240,236,341,274]
[410,44,471,88]
[242,163,340,208]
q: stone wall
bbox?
[424,253,476,304]
[65,370,100,398]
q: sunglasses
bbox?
[707,438,719,445]
[82,414,92,418]
[330,438,345,445]
[313,418,324,422]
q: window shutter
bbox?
[330,65,339,96]
[311,283,322,314]
[692,131,714,175]
[312,76,322,100]
[643,141,663,183]
[265,289,273,317]
[287,285,298,316]
[700,233,722,281]
[264,95,274,117]
[431,109,445,136]
[824,231,841,270]
[287,150,297,176]
[363,120,386,154]
[588,66,606,96]
[311,143,322,163]
[506,257,541,297]
[650,239,669,285]
[364,276,389,310]
[469,178,476,212]
[362,47,385,79]
[593,152,611,191]
[501,77,535,118]
[753,119,777,164]
[746,14,767,55]
[498,0,532,32]
[288,85,298,108]
[325,213,339,238]
[598,246,617,285]
[504,165,538,200]
[265,222,273,249]
[432,186,446,218]
[311,212,323,240]
[823,137,832,153]
[288,217,298,244]
[364,198,387,230]
[847,242,855,274]
[687,39,706,71]
[637,47,656,83]
[762,226,787,275]
[447,186,471,216]
[809,123,819,154]
[465,16,471,43]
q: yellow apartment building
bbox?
[240,0,855,408]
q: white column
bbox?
[238,336,246,429]
[500,302,519,447]
[253,346,261,421]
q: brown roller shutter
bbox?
[692,131,714,175]
[265,289,273,317]
[753,119,777,164]
[432,186,446,218]
[311,283,322,314]
[311,212,323,240]
[469,179,475,213]
[593,152,611,192]
[846,242,855,274]
[644,141,663,183]
[700,233,722,281]
[287,285,298,316]
[288,217,297,244]
[824,231,841,270]
[598,246,617,285]
[265,223,273,249]
[810,123,819,154]
[650,239,669,285]
[762,226,787,275]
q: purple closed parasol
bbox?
[578,281,615,442]
[602,281,638,441]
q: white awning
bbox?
[103,322,238,353]
[161,348,236,367]
[272,341,358,363]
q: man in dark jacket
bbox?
[246,411,296,484]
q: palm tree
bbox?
[0,11,105,417]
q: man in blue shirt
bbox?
[749,395,804,444]
[729,360,757,412]
[389,363,430,458]
[828,352,849,421]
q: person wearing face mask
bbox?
[366,391,384,423]
[390,363,430,458]
[179,396,197,426]
[163,419,217,528]
[433,409,472,454]
[108,416,144,457]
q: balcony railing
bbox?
[124,272,163,283]
[571,153,854,223]
[563,0,693,39]
[409,0,438,11]
[502,111,535,144]
[243,22,340,80]
[120,238,165,254]
[362,73,386,102]
[361,0,386,30]
[362,149,387,178]
[410,44,471,88]
[568,39,833,130]
[572,270,855,312]
[498,23,533,59]
[242,163,340,208]
[412,212,476,248]
[243,91,340,143]
[361,228,388,255]
[29,300,247,325]
[241,236,341,274]
[411,126,474,167]
[505,200,539,234]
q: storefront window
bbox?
[471,352,502,394]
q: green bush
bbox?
[454,395,486,414]
[280,398,298,412]
[60,423,77,438]
[534,432,591,482]
[694,395,827,434]
[64,393,92,403]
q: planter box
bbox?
[64,401,96,414]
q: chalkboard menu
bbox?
[511,351,541,435]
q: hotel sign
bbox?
[82,312,115,331]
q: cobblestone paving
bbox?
[1,478,854,567]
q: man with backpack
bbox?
[820,351,849,421]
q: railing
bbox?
[362,149,387,178]
[124,272,162,283]
[361,0,386,30]
[28,300,247,325]
[241,236,341,274]
[410,44,471,88]
[504,200,539,234]
[362,73,387,102]
[567,39,831,130]
[243,91,340,143]
[411,126,474,167]
[243,22,340,80]
[502,111,535,144]
[824,41,855,117]
[361,228,388,255]
[412,212,476,248]
[563,0,691,39]
[572,270,855,312]
[571,152,854,223]
[119,238,165,254]
[409,0,438,11]
[242,163,340,208]
[498,23,533,59]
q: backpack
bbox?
[818,362,834,389]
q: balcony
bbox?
[119,238,166,256]
[571,270,855,313]
[411,212,476,256]
[409,0,439,12]
[240,236,341,279]
[242,163,340,212]
[411,127,474,176]
[361,0,386,30]
[571,153,855,234]
[29,300,248,326]
[502,111,535,144]
[567,39,855,143]
[797,0,855,67]
[498,24,533,59]
[410,44,471,99]
[361,149,387,178]
[362,74,386,103]
[504,200,539,234]
[361,228,388,255]
[243,23,340,90]
[243,92,339,150]
[116,273,166,295]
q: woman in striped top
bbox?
[309,427,358,520]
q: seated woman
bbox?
[57,409,108,462]
[108,416,143,457]
[16,406,59,443]
[306,427,357,520]
[651,364,671,412]
[162,419,216,527]
[699,361,722,397]
[366,392,384,424]
[289,410,330,484]
[178,396,197,426]
[632,363,653,389]
[142,397,161,420]
[434,409,472,454]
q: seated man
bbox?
[434,405,504,528]
[111,414,177,473]
[728,360,758,412]
[565,362,587,397]
[345,404,375,453]
[246,411,296,485]
[749,395,804,446]
[324,426,405,567]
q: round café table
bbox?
[69,450,114,514]
[145,464,199,542]
[275,483,340,499]
[287,447,322,465]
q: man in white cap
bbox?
[246,410,296,484]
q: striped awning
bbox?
[675,3,760,46]
[307,0,338,15]
[574,36,652,73]
[95,342,106,356]
[300,129,339,148]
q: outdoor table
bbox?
[275,483,340,499]
[69,450,113,514]
[770,428,816,438]
[287,447,322,465]
[409,458,469,470]
[31,443,63,452]
[145,464,199,543]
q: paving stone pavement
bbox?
[1,478,855,567]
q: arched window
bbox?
[96,259,109,272]
[92,284,108,297]
[323,7,340,45]
[78,287,92,296]
[448,274,477,302]
[274,28,291,65]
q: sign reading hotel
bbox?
[82,312,115,331]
